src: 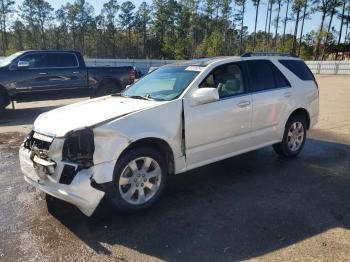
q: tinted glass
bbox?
[20,53,48,68]
[200,63,245,98]
[279,60,315,81]
[271,63,290,88]
[246,60,275,91]
[46,53,78,67]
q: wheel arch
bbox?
[95,78,122,96]
[118,137,175,175]
[286,107,311,130]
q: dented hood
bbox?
[33,96,162,137]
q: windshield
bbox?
[122,65,202,101]
[0,51,25,67]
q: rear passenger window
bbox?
[246,60,275,92]
[247,60,290,91]
[46,53,78,68]
[279,60,315,81]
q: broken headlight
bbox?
[62,128,95,168]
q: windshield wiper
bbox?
[113,93,163,101]
[126,95,154,101]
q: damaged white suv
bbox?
[19,54,319,216]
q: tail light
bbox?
[129,68,135,82]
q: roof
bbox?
[165,53,300,68]
[19,49,79,53]
[166,56,241,67]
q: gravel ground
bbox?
[0,75,349,262]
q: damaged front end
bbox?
[19,128,105,216]
[63,128,95,168]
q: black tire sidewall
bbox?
[281,116,307,157]
[96,81,121,96]
[107,147,168,212]
[0,90,8,116]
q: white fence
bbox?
[85,58,350,75]
[305,61,350,75]
[0,56,348,75]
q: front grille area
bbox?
[24,131,52,152]
[24,131,53,152]
[32,138,51,151]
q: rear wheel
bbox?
[107,147,168,212]
[273,115,307,157]
[95,80,121,97]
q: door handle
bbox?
[39,72,47,75]
[72,71,80,74]
[237,100,251,108]
[284,91,292,97]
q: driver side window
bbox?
[199,63,245,98]
[19,53,47,69]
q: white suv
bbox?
[19,54,319,216]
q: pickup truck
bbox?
[0,50,135,112]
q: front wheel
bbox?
[0,89,9,116]
[108,147,168,212]
[273,115,307,157]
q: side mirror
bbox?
[190,88,219,106]
[17,60,30,69]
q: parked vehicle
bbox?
[0,50,135,112]
[19,53,319,216]
[133,66,143,79]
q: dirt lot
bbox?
[0,75,350,261]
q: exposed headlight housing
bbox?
[62,128,95,168]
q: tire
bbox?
[0,89,9,116]
[107,147,168,212]
[95,80,121,97]
[273,115,307,158]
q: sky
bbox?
[13,0,331,38]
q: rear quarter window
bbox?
[279,60,315,81]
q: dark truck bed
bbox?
[0,50,136,111]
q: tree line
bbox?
[0,0,349,60]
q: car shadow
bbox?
[45,136,350,261]
[0,106,60,126]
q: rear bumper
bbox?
[309,113,319,129]
[19,147,105,216]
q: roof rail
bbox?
[241,52,298,57]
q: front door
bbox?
[12,52,87,101]
[183,62,252,170]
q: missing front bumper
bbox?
[19,147,105,216]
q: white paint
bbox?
[19,55,319,216]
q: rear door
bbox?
[246,59,292,147]
[184,62,253,169]
[43,52,88,98]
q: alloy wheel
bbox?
[287,121,305,151]
[118,157,162,205]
